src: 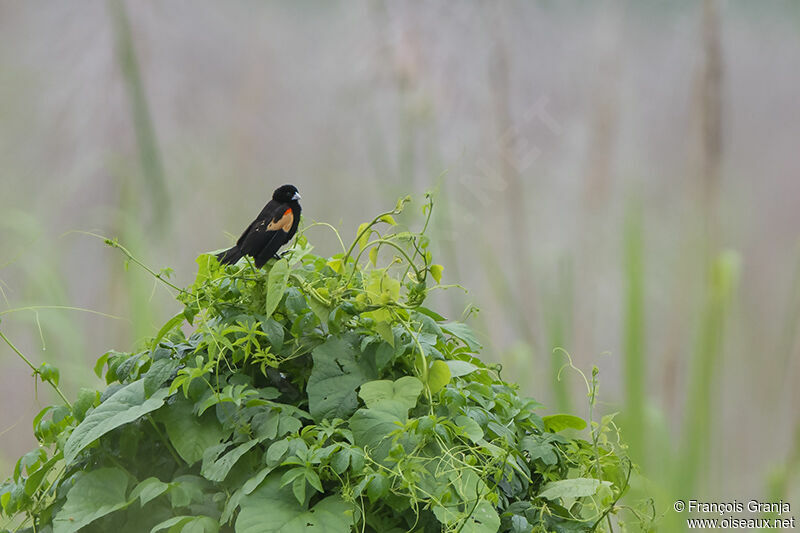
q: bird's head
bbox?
[273,184,301,203]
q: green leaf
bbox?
[454,415,483,443]
[261,318,284,352]
[24,454,59,496]
[358,376,423,411]
[242,466,275,495]
[151,516,219,533]
[379,214,397,226]
[366,473,389,501]
[350,408,407,462]
[157,395,226,466]
[368,246,378,266]
[201,440,259,482]
[430,264,444,284]
[374,321,394,347]
[427,360,451,394]
[445,360,479,378]
[143,358,179,396]
[307,295,331,326]
[94,351,111,378]
[326,258,344,274]
[441,322,482,351]
[538,478,610,501]
[307,334,376,422]
[266,258,290,319]
[431,470,498,533]
[357,222,372,251]
[520,435,558,466]
[38,363,59,386]
[72,388,99,422]
[433,500,500,533]
[415,306,446,322]
[542,414,587,433]
[52,468,130,533]
[168,475,206,508]
[64,380,170,464]
[151,312,185,351]
[129,477,169,506]
[236,474,354,533]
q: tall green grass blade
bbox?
[622,200,645,460]
[681,250,739,494]
[545,255,573,412]
[108,0,170,228]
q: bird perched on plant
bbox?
[216,184,302,268]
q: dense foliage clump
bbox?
[0,196,637,532]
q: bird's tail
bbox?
[217,246,243,265]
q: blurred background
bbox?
[1,0,799,527]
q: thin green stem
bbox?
[0,330,72,408]
[0,305,125,321]
[341,204,407,269]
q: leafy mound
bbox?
[1,196,633,532]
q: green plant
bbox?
[1,194,642,532]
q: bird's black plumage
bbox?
[217,184,302,268]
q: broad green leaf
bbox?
[350,407,408,462]
[151,516,219,533]
[307,334,376,422]
[24,455,59,496]
[520,435,558,466]
[433,500,500,533]
[374,321,394,347]
[430,264,444,284]
[454,415,483,443]
[52,468,130,533]
[130,477,169,506]
[201,440,259,482]
[236,474,354,533]
[151,311,185,351]
[157,395,226,465]
[426,360,451,394]
[538,478,610,501]
[72,388,99,422]
[242,466,275,495]
[445,360,479,378]
[169,475,206,508]
[195,253,218,283]
[368,246,378,266]
[441,322,482,351]
[432,471,498,533]
[38,363,59,386]
[261,318,284,352]
[326,258,344,274]
[542,414,587,433]
[64,381,170,464]
[358,376,423,411]
[265,258,290,319]
[307,295,331,326]
[364,270,400,323]
[143,358,179,396]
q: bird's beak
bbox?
[292,192,301,201]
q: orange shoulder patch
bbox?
[267,208,294,232]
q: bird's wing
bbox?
[266,207,294,232]
[237,204,294,257]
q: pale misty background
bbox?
[1,0,799,521]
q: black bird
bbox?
[217,184,302,268]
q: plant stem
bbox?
[0,329,72,408]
